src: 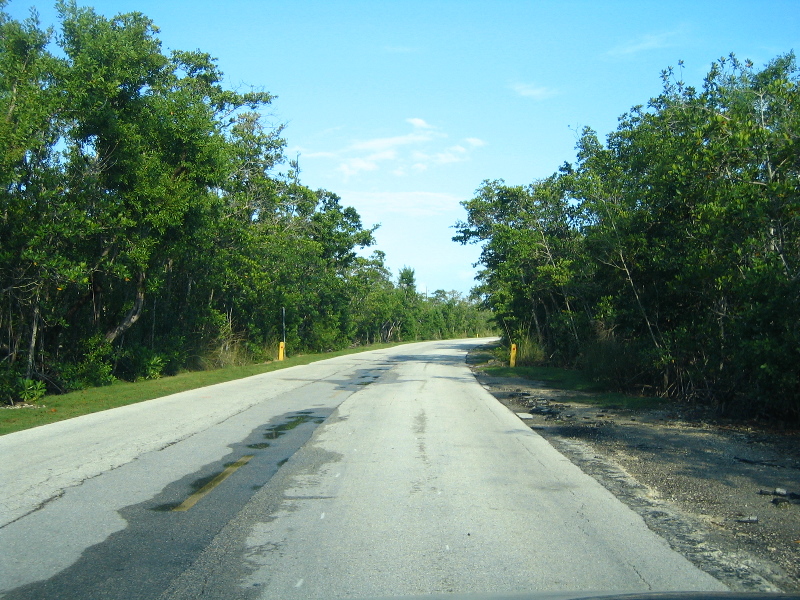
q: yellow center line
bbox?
[172,455,255,512]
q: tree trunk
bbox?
[26,300,40,380]
[105,272,146,344]
[530,299,544,346]
[617,247,660,350]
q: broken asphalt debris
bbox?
[758,488,800,507]
[736,515,760,524]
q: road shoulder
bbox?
[468,352,800,593]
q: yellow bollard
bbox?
[278,341,285,361]
[510,343,517,368]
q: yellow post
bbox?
[510,343,517,368]
[278,341,285,361]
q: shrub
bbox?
[17,378,46,403]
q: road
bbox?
[0,339,727,599]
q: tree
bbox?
[0,2,492,401]
[455,52,800,419]
[0,5,66,383]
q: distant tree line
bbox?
[456,53,799,420]
[0,2,493,402]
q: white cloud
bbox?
[511,82,558,100]
[433,145,468,165]
[406,117,434,129]
[412,145,470,167]
[336,150,397,177]
[350,132,435,152]
[307,119,483,181]
[303,151,338,159]
[343,190,463,218]
[337,157,381,178]
[607,30,681,56]
[319,125,345,136]
[369,150,397,161]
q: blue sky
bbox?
[6,0,800,295]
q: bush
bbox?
[57,335,116,390]
[581,339,645,390]
[0,366,21,405]
[514,334,546,365]
[0,368,47,405]
[17,378,46,403]
[116,346,166,381]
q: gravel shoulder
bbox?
[468,354,800,593]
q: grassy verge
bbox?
[483,364,603,392]
[0,342,404,436]
[475,351,667,412]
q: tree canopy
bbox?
[456,53,800,420]
[0,3,494,402]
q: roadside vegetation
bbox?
[457,53,800,422]
[0,3,495,407]
[471,344,667,412]
[0,342,411,435]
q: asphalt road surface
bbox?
[0,339,727,599]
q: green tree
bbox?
[0,1,490,403]
[456,52,800,419]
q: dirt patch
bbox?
[470,360,800,593]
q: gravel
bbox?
[471,368,800,593]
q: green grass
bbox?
[480,364,668,411]
[483,364,603,392]
[564,391,668,411]
[0,342,404,436]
